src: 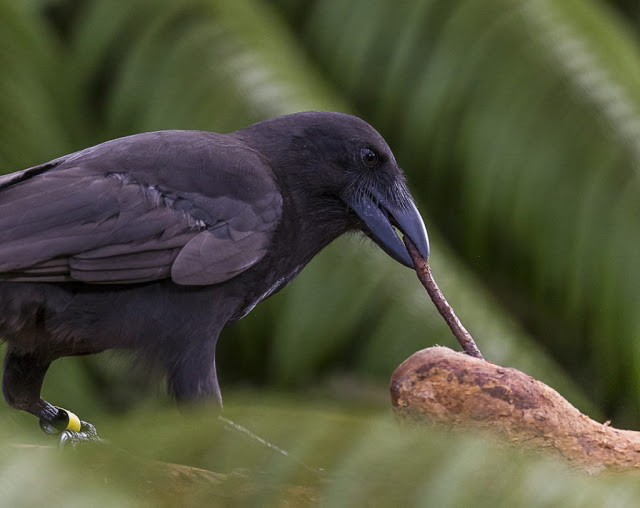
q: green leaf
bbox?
[2,399,640,506]
[295,0,640,422]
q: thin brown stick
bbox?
[403,237,484,360]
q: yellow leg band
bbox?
[57,407,82,432]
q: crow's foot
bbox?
[39,407,103,447]
[58,421,102,447]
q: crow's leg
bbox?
[2,349,57,422]
[2,348,100,445]
[167,343,222,409]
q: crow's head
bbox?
[237,111,429,267]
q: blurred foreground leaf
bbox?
[2,396,640,507]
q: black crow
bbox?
[0,111,429,439]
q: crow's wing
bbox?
[0,130,282,285]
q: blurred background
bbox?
[4,0,640,504]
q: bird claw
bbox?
[58,421,103,448]
[39,408,103,447]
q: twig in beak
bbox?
[403,237,484,360]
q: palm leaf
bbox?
[291,0,640,422]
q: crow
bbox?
[0,111,429,440]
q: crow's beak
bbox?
[348,189,429,268]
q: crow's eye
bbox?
[360,147,379,168]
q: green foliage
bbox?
[0,0,591,419]
[4,0,640,501]
[2,398,640,507]
[0,1,75,170]
[289,0,640,423]
[71,0,345,138]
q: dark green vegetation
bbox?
[3,0,640,504]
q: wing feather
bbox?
[0,130,282,285]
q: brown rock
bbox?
[391,347,640,473]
